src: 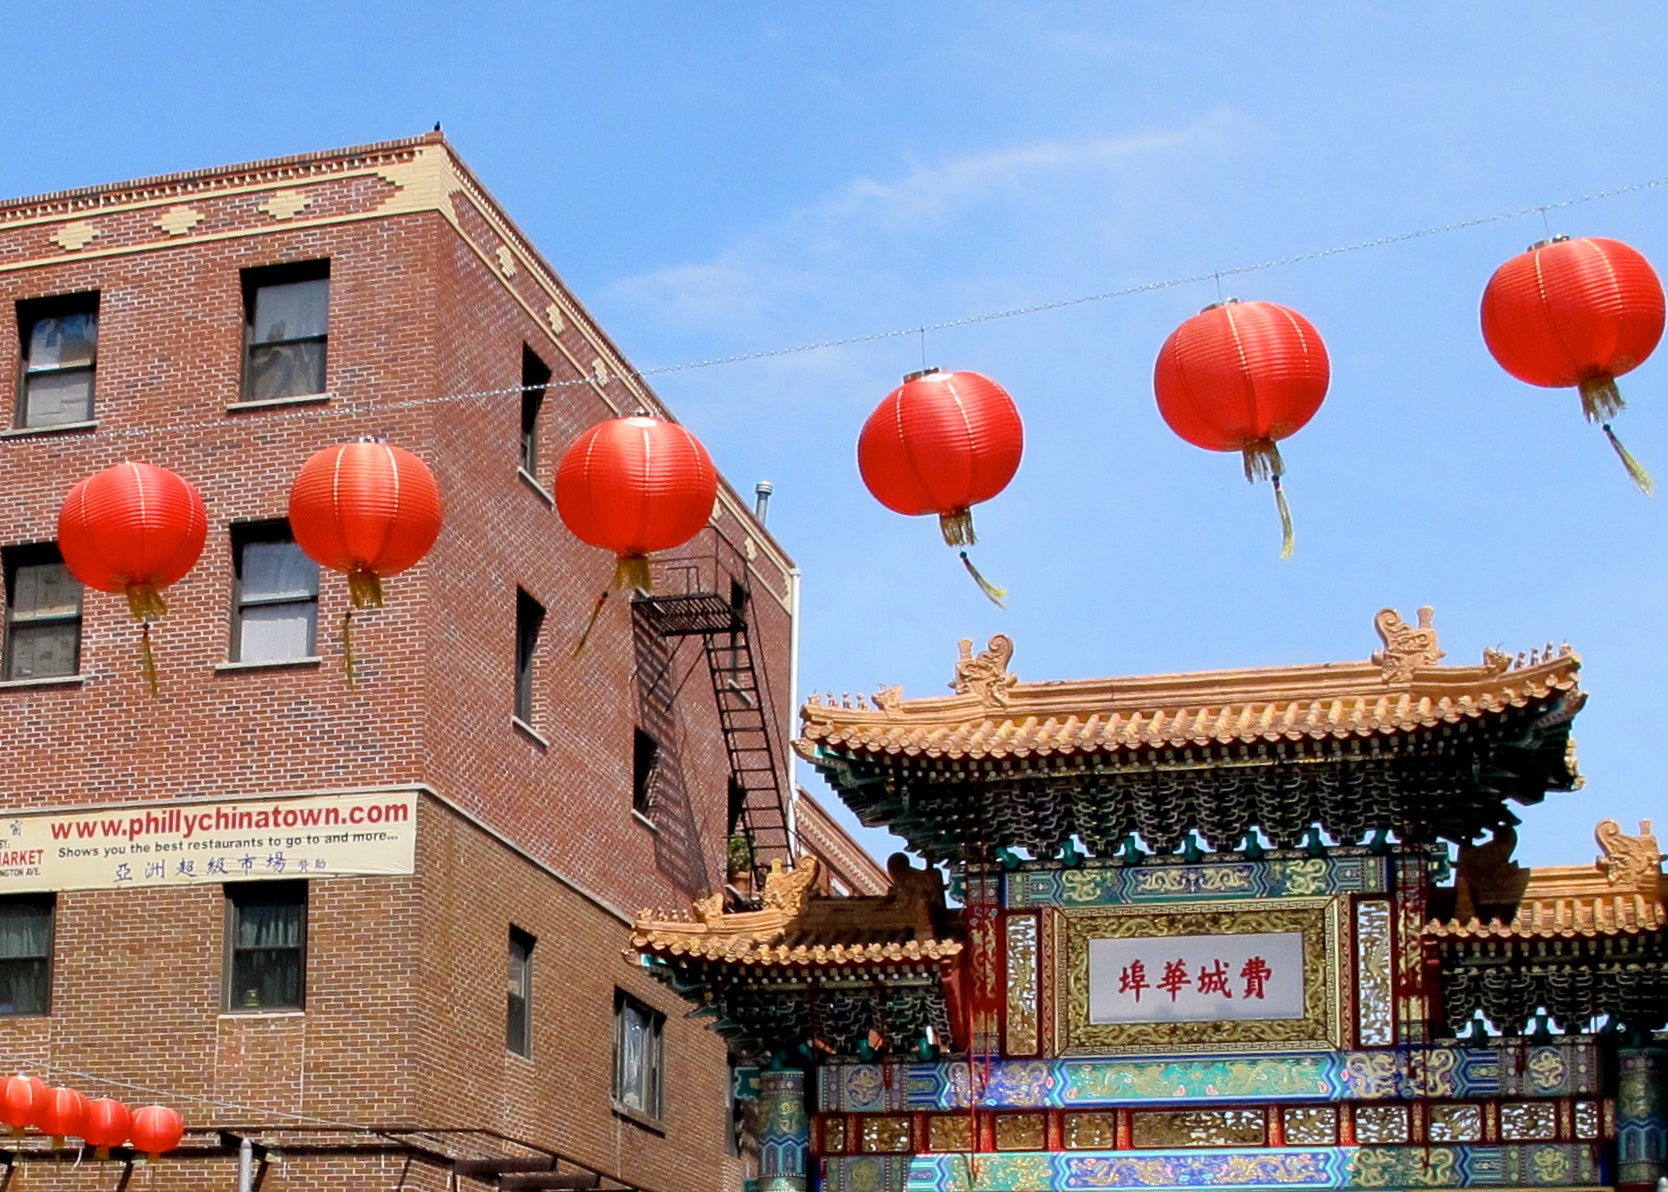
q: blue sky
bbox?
[6,3,1667,868]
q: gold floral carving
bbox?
[1500,1101,1558,1141]
[1427,1104,1482,1142]
[1283,1106,1335,1144]
[859,1116,911,1153]
[1056,900,1340,1054]
[1596,818,1664,892]
[994,1114,1045,1151]
[1354,1104,1409,1143]
[1005,915,1039,1055]
[927,1116,970,1152]
[1372,606,1444,683]
[951,634,1016,708]
[1354,900,1393,1046]
[1064,1113,1116,1149]
[1131,1108,1264,1148]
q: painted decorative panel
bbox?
[824,1117,848,1153]
[1499,1102,1557,1141]
[860,1116,913,1153]
[1006,855,1390,909]
[1006,915,1040,1055]
[1057,901,1341,1053]
[1572,1099,1599,1139]
[928,1116,971,1152]
[1131,1109,1264,1148]
[1428,1104,1482,1142]
[1352,900,1393,1047]
[1065,1113,1118,1150]
[1284,1107,1336,1145]
[1352,1105,1408,1144]
[995,1113,1046,1151]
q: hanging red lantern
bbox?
[129,1105,184,1161]
[857,368,1023,604]
[1153,299,1330,557]
[288,439,443,609]
[1480,235,1664,493]
[82,1097,131,1159]
[555,415,717,592]
[37,1086,86,1147]
[58,462,208,691]
[0,1074,48,1138]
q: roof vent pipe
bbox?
[754,481,773,524]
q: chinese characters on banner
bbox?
[0,791,419,893]
[1087,931,1306,1025]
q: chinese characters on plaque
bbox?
[1087,931,1306,1024]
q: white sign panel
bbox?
[0,791,418,893]
[1088,931,1306,1025]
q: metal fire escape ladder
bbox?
[632,564,792,875]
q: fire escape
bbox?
[631,530,792,882]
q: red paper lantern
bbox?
[0,1074,48,1137]
[555,415,718,591]
[37,1086,86,1145]
[1154,299,1330,556]
[1481,235,1665,493]
[288,440,443,609]
[82,1097,132,1158]
[857,368,1023,547]
[57,462,208,621]
[129,1104,184,1161]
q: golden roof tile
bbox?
[799,608,1582,762]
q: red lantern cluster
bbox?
[0,1076,179,1160]
[1481,235,1665,493]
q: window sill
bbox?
[218,1009,305,1019]
[511,716,549,749]
[518,468,555,506]
[225,392,332,413]
[631,810,659,834]
[0,674,86,691]
[1,420,98,438]
[214,657,323,674]
[611,1102,666,1135]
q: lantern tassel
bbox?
[613,555,653,592]
[341,610,358,688]
[1241,438,1286,484]
[1578,375,1627,423]
[959,551,1007,609]
[572,589,611,658]
[138,623,159,698]
[124,583,167,623]
[347,569,384,610]
[1272,475,1295,559]
[939,508,977,547]
[1600,423,1655,495]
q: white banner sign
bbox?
[1088,931,1306,1024]
[0,791,418,893]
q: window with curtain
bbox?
[225,882,307,1011]
[507,928,533,1057]
[613,991,664,1120]
[17,293,98,428]
[232,522,319,663]
[242,262,329,400]
[0,896,52,1016]
[3,544,81,680]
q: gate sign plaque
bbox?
[1088,931,1306,1025]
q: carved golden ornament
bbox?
[1427,1104,1482,1142]
[1500,1101,1558,1141]
[1282,1106,1336,1144]
[1530,1147,1570,1184]
[1354,900,1393,1046]
[823,1117,847,1152]
[1354,1104,1409,1143]
[950,634,1016,708]
[859,1116,911,1153]
[1371,606,1444,683]
[1005,916,1039,1055]
[1131,1108,1264,1148]
[871,684,904,717]
[927,1116,971,1152]
[993,1113,1045,1151]
[1063,1113,1117,1149]
[1596,818,1664,891]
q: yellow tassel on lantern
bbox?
[1578,376,1627,423]
[571,590,611,658]
[958,551,1007,609]
[347,569,385,609]
[1602,423,1655,496]
[939,508,977,547]
[123,583,167,622]
[340,610,358,688]
[1240,438,1286,484]
[1272,475,1296,559]
[613,555,653,592]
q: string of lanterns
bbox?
[1,1073,183,1161]
[43,233,1668,664]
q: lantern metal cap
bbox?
[1529,234,1571,252]
[903,367,941,383]
[1201,298,1241,313]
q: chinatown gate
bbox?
[629,609,1668,1192]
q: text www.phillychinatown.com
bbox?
[49,802,411,843]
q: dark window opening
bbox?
[231,522,319,663]
[3,543,81,680]
[520,347,551,476]
[17,292,98,428]
[225,882,307,1011]
[507,927,534,1057]
[613,991,664,1120]
[632,728,660,817]
[242,261,329,400]
[515,588,545,724]
[0,896,53,1016]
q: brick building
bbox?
[0,134,833,1191]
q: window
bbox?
[17,293,98,428]
[507,928,534,1057]
[225,882,306,1011]
[0,896,53,1015]
[231,523,319,663]
[515,588,544,723]
[520,346,550,476]
[242,262,329,400]
[613,991,664,1120]
[632,728,660,817]
[3,544,81,680]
